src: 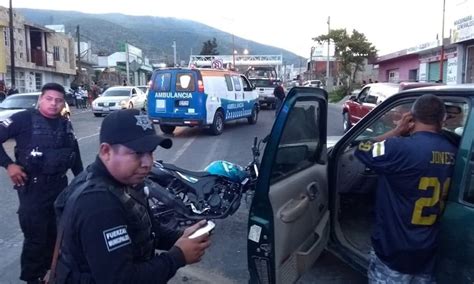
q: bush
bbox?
[328,88,347,103]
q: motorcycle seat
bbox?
[162,163,211,178]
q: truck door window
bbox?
[358,87,370,103]
[176,73,195,92]
[271,100,321,183]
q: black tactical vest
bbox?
[15,110,76,175]
[55,171,155,283]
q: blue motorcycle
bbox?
[145,137,264,229]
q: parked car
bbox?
[91,86,146,117]
[0,92,71,123]
[137,85,149,112]
[247,85,474,283]
[303,80,323,88]
[342,82,441,132]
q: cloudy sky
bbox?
[0,0,469,57]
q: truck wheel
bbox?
[343,112,352,132]
[160,125,176,134]
[210,111,224,135]
[247,106,258,124]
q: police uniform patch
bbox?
[1,118,12,128]
[372,141,386,157]
[134,115,153,131]
[103,225,131,252]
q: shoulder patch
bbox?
[1,118,12,128]
[103,225,131,252]
[358,141,373,152]
[372,141,386,157]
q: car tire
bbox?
[343,112,352,132]
[271,103,276,110]
[160,125,176,135]
[128,102,134,109]
[210,111,224,135]
[247,106,258,124]
[94,113,102,117]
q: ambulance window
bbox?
[176,73,195,92]
[225,75,233,91]
[154,72,171,92]
[232,76,242,91]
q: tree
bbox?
[199,38,219,55]
[313,29,377,89]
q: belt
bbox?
[30,173,67,184]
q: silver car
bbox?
[92,86,146,117]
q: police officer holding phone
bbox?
[52,109,210,283]
[0,83,83,284]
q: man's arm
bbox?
[152,220,184,250]
[78,193,186,284]
[70,139,84,176]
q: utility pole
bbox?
[232,34,236,69]
[172,41,177,67]
[9,0,15,85]
[76,25,81,78]
[439,0,446,82]
[326,16,331,91]
[125,42,130,85]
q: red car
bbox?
[342,82,441,132]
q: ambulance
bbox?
[147,68,259,135]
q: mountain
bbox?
[17,8,304,66]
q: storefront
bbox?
[418,46,457,83]
[449,0,473,83]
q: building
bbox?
[0,6,76,92]
[96,43,153,86]
[449,0,473,84]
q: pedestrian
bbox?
[273,81,285,117]
[7,84,19,96]
[75,86,84,109]
[0,82,83,284]
[81,86,89,109]
[51,109,211,283]
[91,81,100,101]
[369,78,373,84]
[0,80,6,101]
[355,94,457,283]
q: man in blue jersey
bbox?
[355,94,457,283]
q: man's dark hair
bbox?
[41,82,66,96]
[411,94,446,125]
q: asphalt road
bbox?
[0,103,365,283]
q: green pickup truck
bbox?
[247,85,474,283]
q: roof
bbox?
[400,84,474,94]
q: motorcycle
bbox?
[145,136,266,229]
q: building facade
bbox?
[0,6,76,92]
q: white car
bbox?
[92,86,146,117]
[0,92,71,123]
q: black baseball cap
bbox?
[100,109,172,152]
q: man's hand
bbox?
[394,112,415,136]
[375,112,414,142]
[174,220,211,264]
[7,163,27,187]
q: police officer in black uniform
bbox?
[0,83,83,283]
[53,109,211,283]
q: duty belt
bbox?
[30,173,67,184]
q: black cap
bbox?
[100,109,172,152]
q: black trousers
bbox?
[16,175,67,282]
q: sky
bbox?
[0,0,468,58]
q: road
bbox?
[0,103,365,283]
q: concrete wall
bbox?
[377,55,420,82]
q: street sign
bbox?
[211,59,224,69]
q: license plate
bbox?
[103,107,110,111]
[178,100,189,107]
